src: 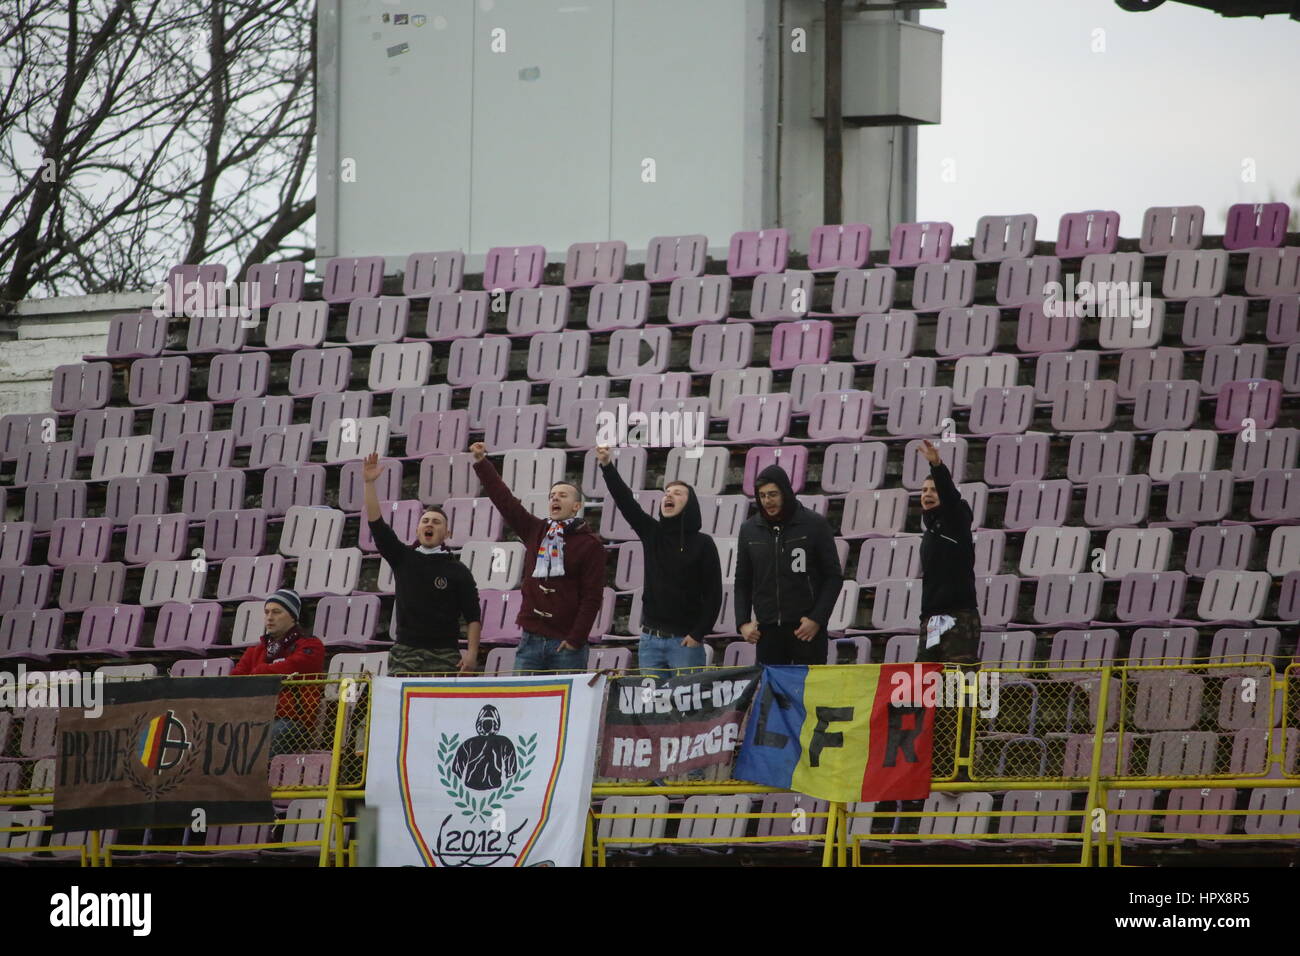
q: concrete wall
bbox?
[0,294,143,418]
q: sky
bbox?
[915,0,1300,242]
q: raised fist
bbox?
[469,441,487,462]
[595,446,612,466]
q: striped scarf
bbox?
[533,518,576,578]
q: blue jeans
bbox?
[515,631,586,674]
[638,633,706,684]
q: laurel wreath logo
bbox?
[122,709,201,800]
[438,732,537,825]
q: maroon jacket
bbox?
[473,457,606,647]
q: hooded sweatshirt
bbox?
[919,462,978,616]
[473,457,606,646]
[599,461,722,640]
[734,465,843,630]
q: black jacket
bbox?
[734,465,843,630]
[599,462,722,640]
[368,518,481,650]
[919,462,978,616]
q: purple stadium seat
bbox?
[72,408,134,458]
[182,468,247,520]
[1097,299,1166,350]
[222,396,288,449]
[968,386,1035,436]
[418,453,481,504]
[1017,301,1080,354]
[22,481,86,533]
[851,312,916,363]
[983,434,1049,486]
[869,578,922,632]
[804,391,872,442]
[790,363,854,413]
[1275,571,1300,621]
[215,554,285,602]
[1114,574,1187,626]
[288,347,352,397]
[1247,250,1300,299]
[953,356,1018,406]
[1283,344,1300,392]
[1030,573,1103,626]
[627,373,690,413]
[972,529,1006,576]
[1101,528,1172,579]
[1066,432,1133,484]
[707,368,772,420]
[1049,380,1116,433]
[87,434,153,481]
[101,476,166,528]
[727,229,788,277]
[725,394,790,444]
[872,358,936,409]
[402,251,463,298]
[324,415,390,465]
[1033,350,1098,403]
[544,377,605,424]
[203,509,268,561]
[1081,251,1144,292]
[505,287,569,336]
[1215,379,1281,431]
[1055,210,1119,257]
[607,328,670,377]
[51,363,113,413]
[664,447,729,497]
[1200,344,1267,394]
[599,491,664,542]
[124,513,188,565]
[1147,430,1216,483]
[973,213,1037,261]
[580,447,643,499]
[47,518,113,567]
[404,411,469,458]
[827,267,896,316]
[446,337,510,386]
[1084,474,1151,528]
[138,559,207,607]
[1132,380,1200,432]
[1046,628,1118,669]
[368,342,430,392]
[185,313,247,354]
[1266,295,1300,345]
[749,271,815,321]
[424,291,487,341]
[245,260,304,308]
[855,535,921,586]
[99,311,168,359]
[1210,626,1280,666]
[1196,570,1271,623]
[888,221,952,267]
[170,430,234,475]
[261,465,325,516]
[344,296,409,344]
[1142,729,1216,773]
[586,281,649,331]
[690,324,753,373]
[697,496,749,538]
[645,234,708,283]
[478,589,524,644]
[1139,205,1204,253]
[666,275,731,326]
[308,390,372,442]
[145,402,210,453]
[1116,347,1182,401]
[57,562,125,612]
[312,595,380,648]
[1164,253,1228,307]
[1182,296,1246,348]
[0,521,34,567]
[769,320,832,370]
[161,263,226,315]
[0,413,54,462]
[462,381,527,430]
[0,609,63,661]
[995,256,1061,308]
[52,604,142,657]
[912,262,975,312]
[885,386,951,438]
[613,541,644,591]
[322,256,384,303]
[839,490,908,538]
[808,223,871,271]
[900,437,966,490]
[358,500,423,551]
[933,306,997,358]
[564,241,626,287]
[13,441,76,486]
[278,506,345,558]
[1223,202,1289,250]
[388,386,451,436]
[742,446,807,496]
[247,425,313,469]
[974,580,1021,630]
[483,246,545,292]
[0,565,52,613]
[483,405,548,452]
[1185,525,1255,577]
[1002,480,1072,531]
[127,356,190,406]
[264,301,327,349]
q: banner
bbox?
[367,673,605,867]
[733,664,941,802]
[599,666,760,779]
[53,676,280,832]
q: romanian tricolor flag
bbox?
[138,714,166,770]
[734,663,942,802]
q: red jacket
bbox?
[232,626,326,721]
[474,458,606,647]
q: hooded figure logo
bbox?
[451,705,519,790]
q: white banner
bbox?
[366,673,605,867]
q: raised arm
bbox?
[596,447,655,539]
[470,442,544,540]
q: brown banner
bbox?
[53,676,281,832]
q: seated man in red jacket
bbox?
[232,588,326,754]
[470,441,605,673]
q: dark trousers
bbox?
[916,608,981,665]
[755,621,828,667]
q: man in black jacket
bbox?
[917,440,980,664]
[596,446,722,680]
[735,464,843,666]
[363,452,481,674]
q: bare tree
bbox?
[0,0,315,313]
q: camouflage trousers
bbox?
[388,643,462,675]
[916,608,981,665]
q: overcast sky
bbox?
[915,0,1300,242]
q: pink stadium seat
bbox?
[150,401,212,451]
[851,312,916,362]
[888,221,952,267]
[819,442,887,494]
[1034,350,1098,403]
[368,342,430,392]
[749,271,815,321]
[23,481,87,533]
[1055,210,1119,257]
[1200,344,1267,394]
[424,291,487,341]
[743,446,807,496]
[402,251,463,298]
[839,490,908,538]
[972,213,1037,262]
[790,363,854,414]
[264,301,327,349]
[288,347,352,397]
[871,358,935,408]
[47,518,113,567]
[934,306,998,357]
[1003,480,1073,531]
[186,313,247,353]
[728,229,788,277]
[826,267,895,316]
[912,262,975,312]
[983,434,1049,486]
[358,501,423,551]
[418,453,481,505]
[809,223,871,271]
[645,234,708,283]
[215,554,285,603]
[1116,347,1183,400]
[1066,433,1133,483]
[313,595,380,648]
[900,437,966,490]
[124,513,188,564]
[170,430,234,475]
[1132,380,1200,432]
[0,609,63,661]
[1113,574,1188,626]
[565,241,626,287]
[1223,202,1289,250]
[127,356,190,406]
[57,563,126,613]
[445,338,509,387]
[51,362,112,413]
[666,275,731,326]
[483,245,546,292]
[98,311,168,359]
[247,424,312,469]
[968,386,1034,436]
[1031,573,1104,626]
[1050,380,1116,433]
[1162,250,1227,299]
[246,260,305,307]
[1139,205,1204,253]
[805,391,872,442]
[344,296,409,344]
[0,565,52,614]
[482,405,548,452]
[769,320,832,370]
[1182,296,1246,348]
[995,256,1060,308]
[1246,250,1300,298]
[0,413,52,462]
[1084,475,1151,528]
[869,579,922,632]
[322,256,384,303]
[72,407,134,457]
[725,394,790,444]
[0,521,33,567]
[607,328,670,377]
[690,323,753,373]
[1215,379,1281,432]
[884,386,951,438]
[149,601,222,656]
[479,589,524,644]
[13,441,75,486]
[1266,295,1300,345]
[505,286,569,336]
[586,281,649,331]
[627,373,690,413]
[1016,301,1080,354]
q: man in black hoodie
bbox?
[917,440,980,664]
[363,452,481,674]
[735,464,843,666]
[596,446,722,679]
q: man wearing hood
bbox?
[471,441,606,673]
[363,452,481,675]
[735,464,843,666]
[596,446,722,680]
[917,440,980,664]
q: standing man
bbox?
[470,441,606,673]
[363,452,481,675]
[595,446,721,681]
[916,440,980,665]
[232,588,325,755]
[734,465,843,666]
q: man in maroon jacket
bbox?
[231,588,326,754]
[470,441,605,673]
